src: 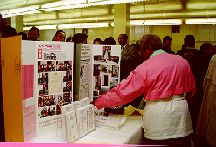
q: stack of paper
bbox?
[95,114,127,130]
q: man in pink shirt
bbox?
[95,34,196,146]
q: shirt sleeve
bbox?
[95,67,146,109]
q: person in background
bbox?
[72,33,88,44]
[195,54,216,146]
[66,36,73,42]
[94,34,195,146]
[0,13,6,142]
[18,32,28,40]
[93,38,102,44]
[162,36,175,54]
[1,26,17,38]
[103,37,116,45]
[28,26,40,41]
[52,30,66,42]
[118,34,144,108]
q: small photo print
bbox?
[39,105,56,118]
[93,64,101,76]
[38,73,48,85]
[112,65,119,78]
[56,95,63,115]
[93,76,101,90]
[110,78,118,89]
[63,92,72,106]
[56,61,72,71]
[63,70,72,82]
[101,73,110,87]
[38,84,49,95]
[63,81,72,92]
[102,46,111,60]
[38,95,55,107]
[38,61,55,73]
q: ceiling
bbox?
[1,0,216,27]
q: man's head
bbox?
[163,36,172,47]
[53,30,66,42]
[118,34,128,46]
[28,26,40,41]
[184,35,195,48]
[138,34,162,60]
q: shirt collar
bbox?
[150,49,166,58]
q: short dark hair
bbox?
[93,38,102,44]
[72,33,88,44]
[52,30,65,41]
[184,35,195,47]
[103,37,116,45]
[29,26,39,34]
[163,36,172,43]
[119,34,128,40]
[2,26,17,38]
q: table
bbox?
[33,116,144,145]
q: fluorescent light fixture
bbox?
[42,0,145,11]
[23,25,57,30]
[185,18,216,24]
[1,5,40,18]
[58,22,110,29]
[111,19,182,26]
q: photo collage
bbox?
[93,46,120,100]
[38,61,73,118]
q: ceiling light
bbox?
[58,22,110,29]
[111,19,182,26]
[23,25,57,30]
[185,18,216,24]
[0,5,40,18]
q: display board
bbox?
[1,36,74,142]
[92,45,121,101]
[36,41,74,139]
[74,44,92,101]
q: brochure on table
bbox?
[1,36,74,142]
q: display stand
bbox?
[1,36,74,142]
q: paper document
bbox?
[124,105,143,116]
[95,114,127,130]
[65,111,79,142]
[76,106,88,137]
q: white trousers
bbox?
[143,95,193,140]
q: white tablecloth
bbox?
[75,116,143,144]
[33,116,143,145]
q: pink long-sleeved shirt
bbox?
[95,52,196,109]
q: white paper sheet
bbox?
[86,104,96,133]
[65,111,79,142]
[76,106,88,137]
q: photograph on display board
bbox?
[38,61,55,72]
[63,92,72,106]
[94,46,119,65]
[92,45,120,100]
[56,61,72,71]
[38,95,55,107]
[37,60,73,118]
